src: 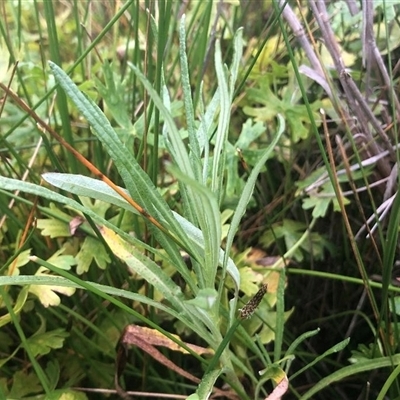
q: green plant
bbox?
[4,1,400,399]
[0,15,291,397]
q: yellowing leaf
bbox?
[36,203,74,237]
[47,247,77,270]
[58,391,88,400]
[8,248,31,276]
[320,42,357,67]
[98,226,132,260]
[257,309,294,344]
[29,267,76,307]
[0,222,6,243]
[0,287,29,328]
[36,218,70,238]
[99,225,184,306]
[265,368,289,400]
[252,36,285,68]
[239,267,263,296]
[0,41,16,86]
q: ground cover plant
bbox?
[2,1,400,399]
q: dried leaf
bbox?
[260,365,289,400]
[265,375,289,400]
[115,325,237,400]
[69,216,85,235]
[120,325,213,356]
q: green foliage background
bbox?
[2,1,400,399]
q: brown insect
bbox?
[239,283,268,319]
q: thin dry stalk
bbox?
[279,0,398,183]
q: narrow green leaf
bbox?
[26,258,209,360]
[229,28,243,97]
[222,115,285,311]
[127,61,194,180]
[301,353,400,400]
[381,189,400,318]
[211,39,230,199]
[376,362,400,400]
[0,275,179,319]
[274,267,286,362]
[291,337,350,381]
[167,165,221,289]
[198,88,219,181]
[99,225,185,312]
[194,369,223,400]
[0,287,51,394]
[285,328,321,357]
[0,287,29,328]
[179,15,200,165]
[48,61,193,252]
[41,173,240,289]
[95,61,132,129]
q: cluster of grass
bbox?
[1,1,400,399]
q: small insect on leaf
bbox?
[239,283,268,319]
